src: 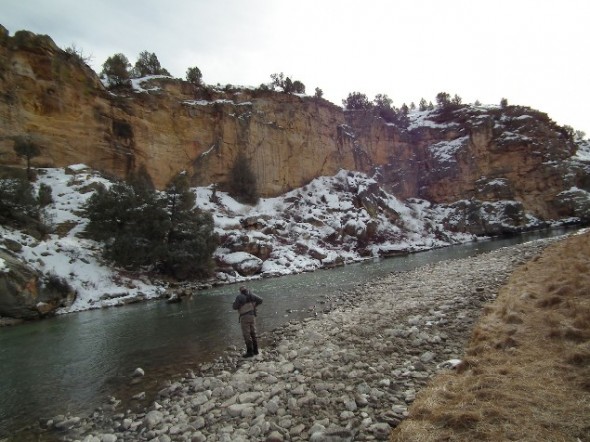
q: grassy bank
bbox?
[391,231,590,441]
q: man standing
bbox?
[232,286,263,358]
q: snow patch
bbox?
[0,257,9,273]
[130,75,173,93]
[0,164,551,315]
[429,136,469,163]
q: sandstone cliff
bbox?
[0,26,588,223]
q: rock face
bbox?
[0,26,588,223]
[0,249,74,319]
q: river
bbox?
[0,227,575,439]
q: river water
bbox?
[0,228,574,438]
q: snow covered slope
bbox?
[0,164,578,314]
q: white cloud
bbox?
[2,0,589,134]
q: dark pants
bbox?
[240,314,257,347]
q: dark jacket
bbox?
[233,290,263,317]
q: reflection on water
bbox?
[0,227,575,437]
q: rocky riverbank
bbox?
[42,237,562,442]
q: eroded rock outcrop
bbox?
[0,26,588,227]
[0,249,75,319]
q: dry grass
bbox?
[391,231,590,442]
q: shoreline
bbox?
[29,236,564,441]
[1,226,576,326]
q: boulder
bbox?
[442,198,546,236]
[554,187,590,222]
[240,215,272,229]
[0,250,75,319]
[222,233,274,260]
[309,248,328,261]
[217,252,263,276]
[143,410,163,429]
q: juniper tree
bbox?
[0,176,39,226]
[101,53,131,88]
[270,72,305,94]
[436,92,451,107]
[13,135,41,180]
[186,66,203,86]
[162,172,218,279]
[83,181,168,268]
[373,94,395,122]
[292,80,305,94]
[133,51,170,77]
[343,92,372,110]
[419,98,428,111]
[84,170,218,278]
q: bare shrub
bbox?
[537,295,562,308]
[435,411,480,430]
[503,312,523,324]
[565,345,590,366]
[45,273,73,294]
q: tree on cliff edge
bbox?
[343,92,372,110]
[270,72,305,94]
[186,66,203,86]
[373,93,395,122]
[435,92,451,107]
[101,53,131,88]
[132,51,170,77]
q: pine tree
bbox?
[13,135,41,180]
[162,173,218,279]
[436,92,451,107]
[84,173,218,278]
[0,176,40,226]
[343,92,372,110]
[397,104,410,128]
[84,181,168,268]
[419,98,428,111]
[373,94,395,123]
[186,66,203,86]
[133,51,170,77]
[101,53,131,88]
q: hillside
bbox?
[1,26,590,220]
[0,157,587,323]
[0,165,502,320]
[1,26,590,322]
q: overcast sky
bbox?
[3,0,589,135]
